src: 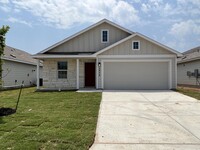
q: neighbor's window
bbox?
[57,61,68,79]
[132,41,140,50]
[101,29,109,43]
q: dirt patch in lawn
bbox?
[178,85,200,92]
[177,86,200,100]
[0,108,16,116]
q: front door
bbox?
[85,62,95,87]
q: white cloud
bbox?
[166,19,200,51]
[0,5,10,12]
[141,0,174,17]
[7,17,32,27]
[0,0,9,4]
[141,0,200,17]
[141,0,164,12]
[169,20,200,38]
[141,3,149,13]
[177,0,200,6]
[7,0,139,29]
[110,1,139,24]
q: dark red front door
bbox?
[85,62,95,87]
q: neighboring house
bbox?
[177,46,200,87]
[33,19,182,90]
[1,46,43,89]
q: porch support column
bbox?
[36,59,40,90]
[76,59,79,89]
[96,57,98,89]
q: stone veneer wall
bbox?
[43,59,76,89]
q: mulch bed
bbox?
[0,107,16,116]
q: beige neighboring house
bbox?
[33,19,182,90]
[1,46,43,89]
[178,46,200,87]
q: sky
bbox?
[0,0,200,54]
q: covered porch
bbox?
[35,56,101,91]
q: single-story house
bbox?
[1,46,43,89]
[33,19,182,90]
[177,46,200,87]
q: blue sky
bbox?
[0,0,200,54]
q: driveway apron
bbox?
[90,90,200,150]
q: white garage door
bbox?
[103,62,169,90]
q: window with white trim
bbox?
[101,29,109,43]
[132,41,140,50]
[57,61,68,79]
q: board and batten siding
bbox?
[2,60,41,88]
[100,35,174,55]
[96,35,177,89]
[47,22,131,53]
[177,60,200,86]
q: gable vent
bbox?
[10,54,16,58]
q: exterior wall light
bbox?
[98,62,101,67]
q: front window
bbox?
[101,29,109,43]
[57,61,68,79]
[132,41,140,50]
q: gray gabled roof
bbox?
[2,45,39,65]
[178,46,200,63]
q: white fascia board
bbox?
[38,19,133,54]
[98,55,176,58]
[32,54,96,59]
[178,57,200,64]
[2,57,37,66]
[94,32,183,57]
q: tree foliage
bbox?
[0,25,10,86]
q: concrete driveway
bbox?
[91,91,200,150]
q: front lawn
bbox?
[177,87,200,100]
[0,87,101,150]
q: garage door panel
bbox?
[104,62,169,90]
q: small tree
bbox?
[0,25,10,87]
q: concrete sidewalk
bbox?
[90,90,200,150]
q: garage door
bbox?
[103,62,169,90]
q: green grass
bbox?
[177,88,200,100]
[0,87,101,150]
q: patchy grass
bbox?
[0,87,101,150]
[177,87,200,100]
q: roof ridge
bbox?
[183,46,200,54]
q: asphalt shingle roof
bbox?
[178,46,200,63]
[2,45,37,65]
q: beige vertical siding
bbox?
[47,22,131,53]
[100,35,174,55]
[2,60,42,88]
[177,60,200,86]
